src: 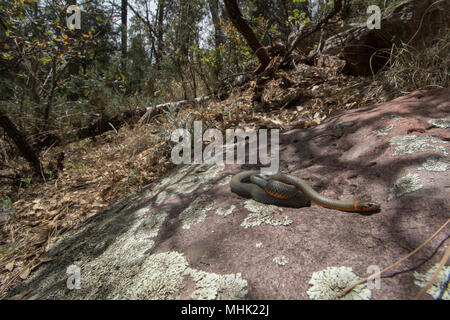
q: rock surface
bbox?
[322,0,449,75]
[6,88,450,300]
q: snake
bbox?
[230,170,311,208]
[230,170,381,213]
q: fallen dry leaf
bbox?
[5,262,14,272]
[19,267,31,280]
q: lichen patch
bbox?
[32,206,172,299]
[373,124,394,137]
[428,117,450,129]
[134,209,169,239]
[273,256,288,266]
[217,175,233,186]
[373,115,403,136]
[389,135,448,157]
[215,205,236,217]
[179,195,211,229]
[414,263,450,300]
[388,173,423,200]
[154,163,225,204]
[240,199,292,228]
[184,267,248,300]
[127,251,189,299]
[307,266,371,300]
[418,156,450,172]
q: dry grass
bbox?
[368,27,449,99]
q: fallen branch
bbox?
[336,218,450,299]
[414,243,450,300]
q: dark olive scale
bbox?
[230,170,311,208]
[250,174,297,199]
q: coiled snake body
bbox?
[230,170,380,213]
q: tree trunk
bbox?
[0,108,42,177]
[208,0,225,84]
[42,57,57,132]
[155,0,165,72]
[121,0,128,71]
[223,0,270,72]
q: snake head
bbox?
[357,201,381,212]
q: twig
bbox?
[381,235,449,279]
[108,122,118,135]
[414,243,450,300]
[336,218,450,298]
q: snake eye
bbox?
[364,202,380,211]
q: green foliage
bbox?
[0,0,122,154]
[118,144,126,154]
[66,161,86,174]
[289,8,310,25]
[20,177,32,186]
[0,195,13,209]
[83,138,94,148]
[45,169,55,180]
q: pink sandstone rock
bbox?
[7,88,449,300]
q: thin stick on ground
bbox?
[414,243,450,300]
[336,218,450,299]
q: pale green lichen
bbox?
[217,175,233,186]
[155,163,225,204]
[155,191,169,205]
[184,268,248,300]
[128,251,248,300]
[418,156,450,172]
[307,266,372,300]
[273,256,288,266]
[373,124,394,136]
[389,135,448,156]
[428,118,450,129]
[128,251,189,300]
[37,205,173,299]
[179,195,211,229]
[52,249,248,300]
[414,263,450,300]
[240,199,292,228]
[388,173,423,200]
[215,205,236,216]
[202,183,213,191]
[134,209,169,239]
[88,209,170,269]
[373,115,403,136]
